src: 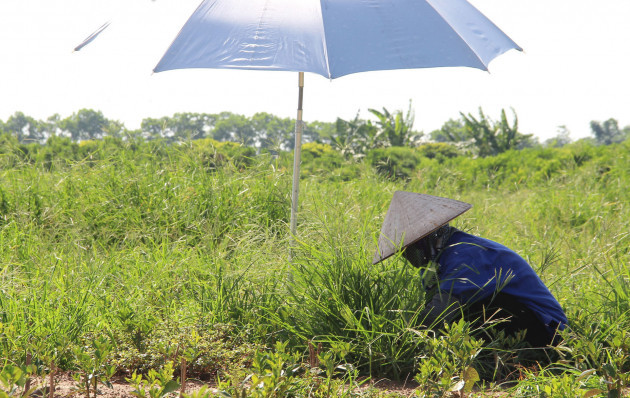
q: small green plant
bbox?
[216,341,367,398]
[540,372,599,398]
[600,329,630,398]
[182,385,213,398]
[71,336,116,398]
[556,315,630,397]
[127,361,181,398]
[0,364,37,398]
[511,367,604,398]
[247,342,301,398]
[413,320,483,397]
[316,342,363,398]
[216,341,301,398]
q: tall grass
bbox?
[0,138,629,394]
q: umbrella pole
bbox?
[290,72,305,249]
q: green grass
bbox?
[0,137,629,396]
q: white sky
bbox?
[1,0,629,141]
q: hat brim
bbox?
[372,191,472,264]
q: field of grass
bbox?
[0,136,629,397]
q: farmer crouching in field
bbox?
[373,191,568,347]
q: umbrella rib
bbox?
[73,21,112,52]
[424,0,489,71]
[316,0,332,79]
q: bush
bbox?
[416,142,461,162]
[215,141,256,168]
[300,142,347,178]
[191,138,256,169]
[276,142,351,181]
[366,146,422,179]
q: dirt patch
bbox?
[25,374,210,398]
[26,373,426,397]
[33,373,623,397]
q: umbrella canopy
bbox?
[152,0,521,240]
[154,0,521,77]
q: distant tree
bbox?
[331,115,362,158]
[42,114,62,138]
[250,112,294,150]
[544,125,573,148]
[299,120,324,148]
[104,120,125,138]
[141,113,214,141]
[170,113,215,141]
[429,118,467,143]
[2,111,47,143]
[354,117,385,153]
[368,103,422,147]
[460,108,534,157]
[141,116,171,140]
[59,109,111,141]
[429,108,535,157]
[590,118,625,145]
[327,105,421,159]
[212,112,256,146]
[305,120,335,144]
[143,113,212,141]
[330,113,381,159]
[494,108,538,150]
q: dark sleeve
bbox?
[420,292,462,328]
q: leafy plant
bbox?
[510,367,604,398]
[368,104,421,147]
[71,337,116,398]
[182,385,214,398]
[0,364,37,398]
[127,361,181,398]
[600,329,630,397]
[366,146,422,179]
[412,320,483,397]
[216,342,301,398]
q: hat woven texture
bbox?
[372,191,472,264]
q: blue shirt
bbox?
[437,231,568,335]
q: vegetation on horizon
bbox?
[3,106,629,155]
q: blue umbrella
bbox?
[153,0,521,238]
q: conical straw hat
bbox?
[372,191,472,264]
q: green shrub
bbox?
[300,142,337,160]
[191,138,256,169]
[366,146,422,180]
[300,142,347,179]
[215,141,256,168]
[416,142,461,162]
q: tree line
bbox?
[1,107,628,158]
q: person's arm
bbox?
[420,292,462,328]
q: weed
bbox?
[71,336,116,398]
[412,319,483,397]
[127,361,181,398]
[0,364,37,398]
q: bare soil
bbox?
[28,373,426,397]
[26,374,208,398]
[33,373,628,397]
